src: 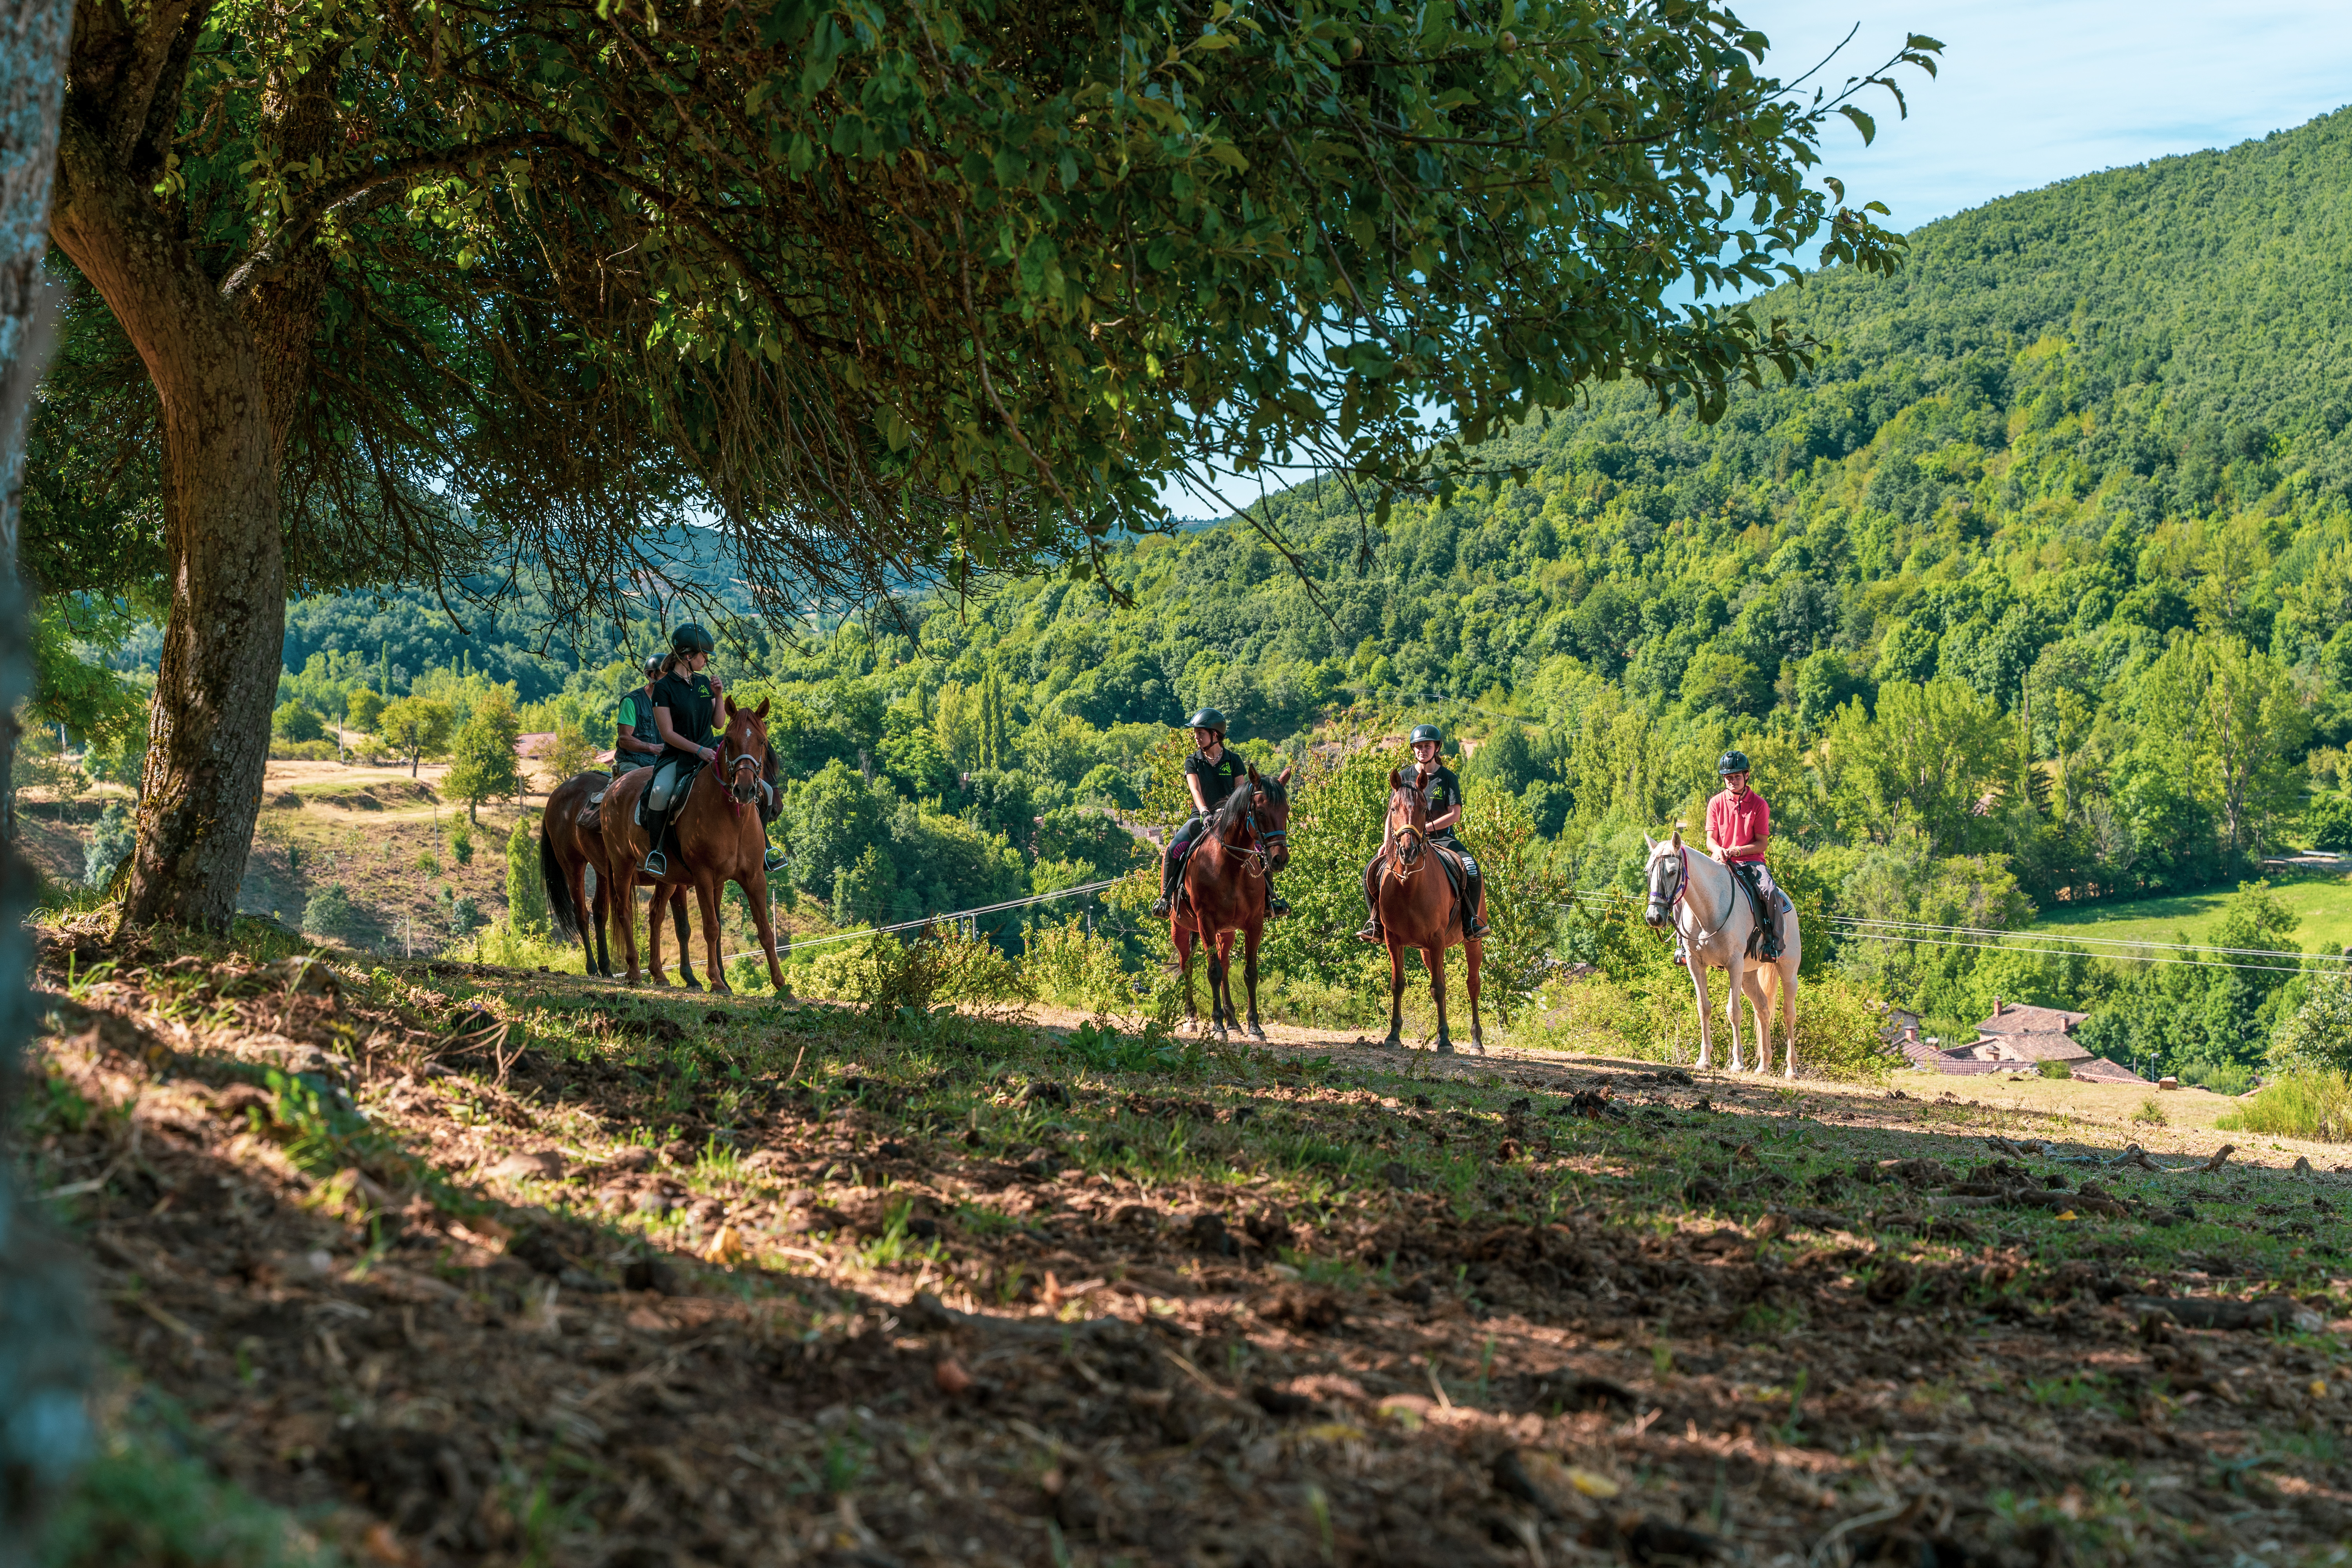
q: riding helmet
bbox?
[1718,748,1751,777]
[1409,723,1442,746]
[671,623,717,657]
[1186,708,1227,735]
[642,655,663,678]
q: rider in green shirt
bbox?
[1150,708,1289,920]
[612,655,663,773]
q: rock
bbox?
[935,1357,973,1396]
[623,1255,680,1294]
[1186,1212,1235,1255]
[1250,1384,1316,1417]
[1381,1161,1417,1190]
[607,1146,655,1172]
[488,1149,566,1183]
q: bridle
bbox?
[1648,842,1734,949]
[717,718,764,816]
[1386,796,1426,882]
[1216,788,1287,879]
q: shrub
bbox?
[2180,1060,2257,1097]
[448,896,483,938]
[447,820,474,866]
[2272,967,2352,1074]
[2036,1059,2074,1080]
[84,800,134,889]
[2131,1097,2167,1126]
[505,817,548,933]
[800,929,1029,1016]
[2218,1071,2352,1142]
[301,882,365,943]
[1022,916,1134,1014]
[2306,791,2352,852]
[272,701,327,743]
[267,739,339,762]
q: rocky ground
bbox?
[16,914,2352,1566]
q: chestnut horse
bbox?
[1375,768,1485,1054]
[1170,764,1291,1040]
[541,772,700,983]
[593,697,788,993]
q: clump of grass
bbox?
[2131,1096,2167,1126]
[2217,1071,2352,1143]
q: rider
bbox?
[1149,708,1289,920]
[1356,723,1489,942]
[1706,749,1782,961]
[639,625,787,878]
[612,655,664,773]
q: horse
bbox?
[541,772,701,984]
[1375,769,1485,1054]
[1170,764,1291,1040]
[593,697,788,993]
[1642,828,1802,1076]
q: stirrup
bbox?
[762,848,787,873]
[641,849,668,877]
[1150,895,1172,918]
[1355,923,1383,943]
[1267,895,1290,918]
[1468,920,1492,939]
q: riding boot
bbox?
[1150,846,1178,918]
[1465,870,1492,938]
[641,805,671,877]
[1354,860,1382,942]
[1266,881,1290,918]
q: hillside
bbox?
[35,107,2352,1088]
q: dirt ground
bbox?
[18,919,2352,1567]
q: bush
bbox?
[83,800,134,889]
[2180,1060,2257,1096]
[2036,1058,2074,1080]
[2218,1071,2352,1142]
[2306,791,2352,852]
[799,929,1029,1016]
[447,820,474,866]
[272,701,326,743]
[505,817,548,933]
[267,739,337,762]
[1022,916,1134,1014]
[2272,967,2352,1074]
[448,895,483,938]
[301,882,365,943]
[2131,1097,2167,1126]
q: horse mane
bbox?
[1210,770,1281,833]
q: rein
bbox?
[1651,846,1737,953]
[1212,792,1285,878]
[715,724,764,819]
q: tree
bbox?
[272,701,326,744]
[541,722,601,789]
[347,687,387,734]
[445,689,523,823]
[505,815,549,934]
[2,3,93,1547]
[38,0,1932,928]
[376,697,453,779]
[1825,680,2011,853]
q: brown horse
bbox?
[1376,769,1485,1054]
[1170,764,1291,1040]
[594,697,788,993]
[541,771,700,983]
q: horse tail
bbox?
[541,817,580,940]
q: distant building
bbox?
[1905,995,2147,1082]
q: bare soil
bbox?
[18,920,2352,1567]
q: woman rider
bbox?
[1356,723,1489,942]
[1149,708,1289,920]
[1706,749,1782,960]
[639,624,787,878]
[612,655,663,773]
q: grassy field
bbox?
[18,914,2352,1567]
[2032,873,2352,956]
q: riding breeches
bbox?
[1364,842,1483,923]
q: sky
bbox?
[1739,0,2352,231]
[1160,1,2352,517]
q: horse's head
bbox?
[1246,763,1293,873]
[718,696,771,807]
[1642,826,1685,929]
[1386,768,1427,864]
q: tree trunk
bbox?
[0,0,93,1548]
[51,121,294,930]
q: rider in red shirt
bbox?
[1705,749,1782,960]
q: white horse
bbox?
[1642,829,1802,1076]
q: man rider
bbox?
[1357,724,1489,942]
[612,655,664,773]
[1706,749,1782,961]
[1149,708,1289,920]
[639,624,787,878]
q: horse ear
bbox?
[1670,825,1683,849]
[1389,769,1403,789]
[1278,766,1292,786]
[755,697,770,720]
[1643,832,1655,852]
[1248,762,1261,783]
[722,694,736,719]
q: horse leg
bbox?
[1723,953,1747,1072]
[1743,969,1773,1075]
[1779,962,1801,1080]
[1427,946,1452,1054]
[1384,941,1406,1049]
[1689,959,1713,1070]
[1242,923,1265,1042]
[1176,926,1198,1034]
[672,888,699,990]
[1464,934,1484,1055]
[695,875,728,995]
[646,883,670,985]
[1208,936,1230,1042]
[746,871,787,993]
[590,867,613,978]
[612,871,644,984]
[567,859,599,976]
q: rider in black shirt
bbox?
[1150,708,1289,919]
[1357,722,1489,941]
[640,624,786,877]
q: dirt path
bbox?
[22,927,2352,1568]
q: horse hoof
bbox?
[1435,1038,1454,1055]
[1247,1025,1267,1042]
[1380,1035,1402,1051]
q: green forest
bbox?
[43,106,2352,1089]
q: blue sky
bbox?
[1731,0,2352,230]
[1160,2,2352,517]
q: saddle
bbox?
[576,769,617,830]
[1725,861,1792,958]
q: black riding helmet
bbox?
[1718,748,1751,777]
[1409,723,1442,746]
[1186,708,1227,736]
[671,623,717,658]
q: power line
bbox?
[713,876,1128,966]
